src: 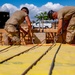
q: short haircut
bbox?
[21,7,29,14]
[48,10,55,19]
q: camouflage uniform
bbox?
[58,6,75,43]
[4,10,27,45]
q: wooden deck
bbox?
[0,28,58,45]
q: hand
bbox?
[28,25,32,30]
[54,35,59,42]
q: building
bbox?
[0,11,10,28]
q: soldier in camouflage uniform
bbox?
[48,6,75,44]
[3,7,32,45]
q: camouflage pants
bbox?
[66,14,75,44]
[3,24,20,45]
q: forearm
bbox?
[56,19,62,35]
[57,26,62,35]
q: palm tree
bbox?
[35,11,48,21]
[35,11,49,32]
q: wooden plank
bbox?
[32,28,57,33]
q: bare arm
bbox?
[20,15,31,34]
[56,19,62,35]
[25,15,32,43]
[25,15,32,29]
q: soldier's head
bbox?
[21,7,29,14]
[48,10,57,20]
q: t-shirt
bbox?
[6,10,27,25]
[58,6,75,20]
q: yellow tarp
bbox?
[0,44,75,75]
[52,44,75,75]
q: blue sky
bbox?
[0,0,75,7]
[0,0,75,21]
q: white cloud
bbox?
[0,2,64,21]
[0,3,18,15]
[20,3,39,21]
[44,2,63,11]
